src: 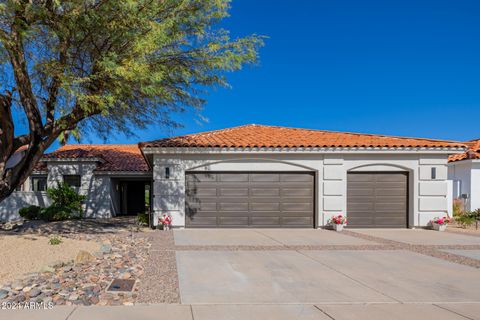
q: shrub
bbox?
[455,213,476,228]
[137,213,149,226]
[39,206,72,222]
[47,183,86,215]
[49,235,62,245]
[18,205,41,220]
[455,209,480,228]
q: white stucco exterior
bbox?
[448,159,480,211]
[147,150,452,228]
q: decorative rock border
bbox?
[0,232,150,306]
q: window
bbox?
[31,176,47,191]
[63,175,81,188]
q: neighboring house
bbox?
[448,139,480,212]
[0,124,467,228]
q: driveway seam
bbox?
[313,305,336,320]
[65,306,77,320]
[433,303,475,320]
[296,250,402,303]
[252,230,288,247]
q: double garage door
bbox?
[185,171,408,228]
[185,172,315,228]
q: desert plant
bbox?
[453,199,464,217]
[49,236,62,245]
[137,213,149,226]
[18,205,41,220]
[455,213,476,228]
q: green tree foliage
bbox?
[0,0,263,201]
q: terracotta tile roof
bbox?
[140,124,466,149]
[449,139,480,162]
[39,144,149,172]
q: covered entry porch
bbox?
[110,176,152,217]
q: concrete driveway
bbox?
[174,229,480,306]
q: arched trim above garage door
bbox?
[186,158,317,172]
[348,163,410,172]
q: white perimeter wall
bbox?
[152,153,450,228]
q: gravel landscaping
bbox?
[0,234,100,286]
[0,219,151,306]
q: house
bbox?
[0,124,466,228]
[448,139,480,212]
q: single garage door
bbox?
[185,172,314,228]
[347,172,408,228]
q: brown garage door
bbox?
[347,172,408,228]
[185,172,314,228]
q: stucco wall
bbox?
[448,160,479,211]
[0,192,51,221]
[151,153,450,228]
[0,161,113,221]
[46,162,113,218]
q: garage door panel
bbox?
[375,174,407,182]
[187,188,217,197]
[375,188,407,196]
[250,202,281,211]
[250,217,281,225]
[250,188,280,197]
[282,202,312,212]
[348,174,375,182]
[347,172,408,228]
[219,173,249,182]
[281,174,314,182]
[218,217,249,225]
[282,217,313,225]
[186,172,314,228]
[219,188,249,197]
[187,217,217,226]
[219,202,249,211]
[186,174,216,182]
[187,202,217,211]
[281,188,313,197]
[375,203,406,211]
[250,173,280,182]
[347,188,374,196]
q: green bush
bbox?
[47,183,86,215]
[137,213,149,226]
[455,213,476,228]
[39,206,72,221]
[18,205,41,220]
[455,209,480,228]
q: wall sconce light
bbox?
[431,167,436,180]
[165,167,170,179]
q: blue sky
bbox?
[19,0,480,148]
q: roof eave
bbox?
[141,146,466,155]
[41,157,105,163]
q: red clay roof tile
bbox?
[140,124,466,149]
[40,144,148,172]
[449,139,480,162]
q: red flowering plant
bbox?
[329,214,347,225]
[431,216,453,225]
[159,214,173,226]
